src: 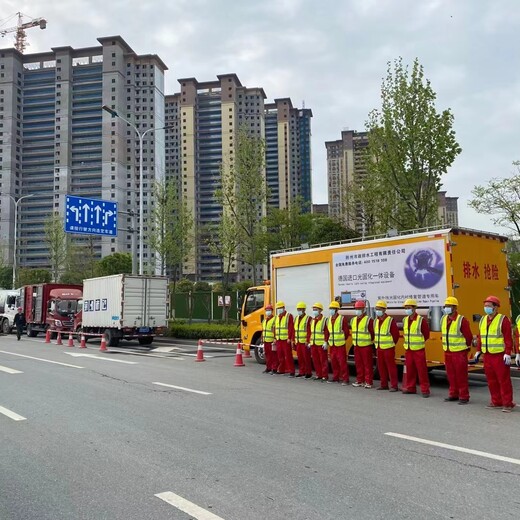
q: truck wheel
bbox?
[1,319,10,334]
[254,338,266,364]
[26,324,38,337]
[138,337,153,346]
[104,329,120,347]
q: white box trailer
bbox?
[79,274,168,346]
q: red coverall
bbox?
[262,315,277,372]
[295,314,312,377]
[476,316,515,408]
[443,313,473,401]
[325,315,349,383]
[375,316,400,390]
[352,315,375,386]
[275,311,295,376]
[310,314,329,379]
[404,315,431,395]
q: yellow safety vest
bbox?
[403,315,425,351]
[479,314,505,354]
[274,313,289,340]
[350,315,372,347]
[295,314,310,343]
[327,315,347,346]
[441,314,467,352]
[262,315,275,343]
[310,316,326,346]
[374,316,394,349]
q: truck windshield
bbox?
[243,290,264,316]
[56,299,80,315]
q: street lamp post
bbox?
[9,193,34,289]
[102,105,168,276]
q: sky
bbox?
[2,0,520,235]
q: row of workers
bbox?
[261,295,519,413]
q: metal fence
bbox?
[171,291,243,322]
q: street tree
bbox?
[148,179,193,284]
[95,252,132,277]
[216,125,268,284]
[308,216,360,245]
[468,162,520,237]
[44,213,69,282]
[364,57,461,230]
[17,268,51,286]
[61,237,98,284]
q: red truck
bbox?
[21,283,83,337]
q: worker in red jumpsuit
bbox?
[294,301,312,378]
[325,301,349,385]
[350,300,375,388]
[440,297,473,404]
[309,303,328,381]
[402,299,431,397]
[261,304,277,374]
[274,301,295,377]
[374,300,400,392]
[474,295,516,412]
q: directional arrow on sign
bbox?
[104,210,114,226]
[82,204,90,222]
[64,352,138,365]
[94,205,102,224]
[69,206,80,222]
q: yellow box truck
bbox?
[240,227,511,367]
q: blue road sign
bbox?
[65,195,118,237]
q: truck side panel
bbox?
[82,275,124,329]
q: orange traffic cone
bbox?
[67,333,74,348]
[79,334,86,348]
[44,329,51,344]
[195,340,205,362]
[243,343,252,358]
[100,335,107,352]
[56,332,63,345]
[234,342,245,367]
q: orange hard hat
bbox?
[354,300,365,309]
[483,295,500,307]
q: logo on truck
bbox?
[404,248,444,289]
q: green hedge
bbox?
[167,322,240,340]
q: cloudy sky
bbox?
[3,0,520,234]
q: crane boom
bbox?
[0,12,47,53]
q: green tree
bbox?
[216,125,268,284]
[194,281,211,292]
[468,162,520,236]
[148,179,193,282]
[17,268,52,286]
[176,278,194,293]
[308,216,360,245]
[95,253,132,277]
[44,213,69,282]
[60,237,98,284]
[0,266,12,288]
[364,57,461,230]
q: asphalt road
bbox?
[1,334,519,520]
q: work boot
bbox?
[444,397,458,402]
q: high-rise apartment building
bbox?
[264,99,312,209]
[438,191,459,226]
[0,36,166,270]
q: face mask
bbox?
[266,310,272,317]
[297,310,304,316]
[355,309,363,316]
[375,310,384,317]
[405,308,413,316]
[443,307,452,315]
[329,309,336,316]
[277,308,284,315]
[484,306,494,315]
[312,310,319,317]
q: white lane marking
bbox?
[0,350,83,369]
[385,432,520,466]
[0,365,23,374]
[64,352,138,364]
[152,382,212,396]
[99,346,184,360]
[155,491,225,519]
[0,405,27,421]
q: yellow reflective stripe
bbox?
[275,314,289,340]
[262,316,275,342]
[328,315,346,346]
[375,316,394,349]
[295,315,309,343]
[441,315,467,352]
[403,316,425,351]
[310,317,326,345]
[350,315,372,347]
[479,314,505,354]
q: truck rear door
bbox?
[122,277,168,330]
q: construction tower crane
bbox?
[0,12,47,53]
